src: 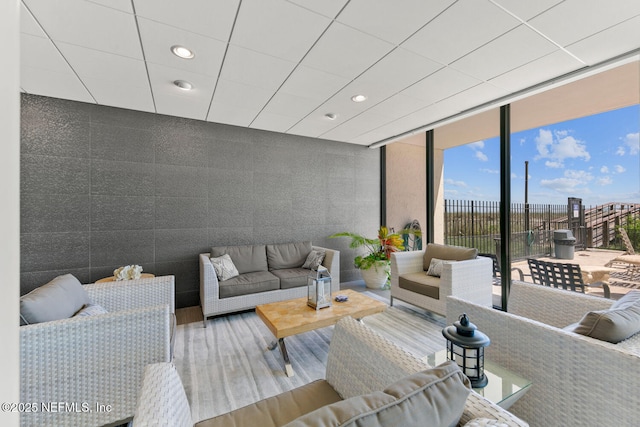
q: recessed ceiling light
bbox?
[173,80,193,90]
[351,94,367,103]
[171,45,194,59]
[324,113,338,120]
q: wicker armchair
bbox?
[447,280,640,427]
[20,275,175,427]
[390,245,493,317]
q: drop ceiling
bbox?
[20,0,640,146]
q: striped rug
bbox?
[173,294,447,423]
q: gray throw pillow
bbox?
[20,274,90,325]
[568,290,640,343]
[283,361,471,427]
[302,249,326,270]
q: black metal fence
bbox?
[444,200,640,260]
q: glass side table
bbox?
[425,350,532,409]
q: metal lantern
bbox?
[307,266,332,310]
[442,313,490,388]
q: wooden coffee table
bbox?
[256,289,387,377]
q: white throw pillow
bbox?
[302,249,326,270]
[74,303,109,317]
[426,258,455,277]
[210,254,240,281]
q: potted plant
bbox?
[330,226,420,289]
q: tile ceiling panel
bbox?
[21,34,94,103]
[87,0,133,14]
[279,65,350,101]
[56,43,154,111]
[23,0,142,59]
[20,3,46,38]
[450,25,557,82]
[566,16,640,66]
[401,67,481,104]
[220,45,296,93]
[336,0,455,45]
[133,0,239,42]
[19,0,640,146]
[147,63,216,121]
[401,0,520,65]
[529,0,640,47]
[232,0,330,63]
[301,22,394,79]
[208,79,273,126]
[286,0,348,18]
[489,50,584,92]
[490,0,563,21]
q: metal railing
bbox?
[444,200,640,259]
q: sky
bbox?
[444,104,640,207]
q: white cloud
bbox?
[475,151,488,161]
[469,141,485,149]
[615,165,626,173]
[480,168,499,174]
[444,178,467,187]
[616,146,626,156]
[597,176,613,185]
[534,128,590,167]
[545,161,563,168]
[600,166,609,173]
[623,132,639,155]
[539,169,593,193]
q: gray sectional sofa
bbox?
[200,241,340,324]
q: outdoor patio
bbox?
[496,248,640,301]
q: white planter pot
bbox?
[359,261,389,289]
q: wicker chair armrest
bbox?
[314,246,340,286]
[200,252,219,300]
[440,257,493,302]
[390,250,426,283]
[20,304,171,427]
[133,362,192,427]
[326,316,429,399]
[508,280,612,328]
[85,275,175,313]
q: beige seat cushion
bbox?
[196,379,342,427]
[283,361,471,427]
[398,272,441,299]
[423,243,477,271]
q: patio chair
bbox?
[605,228,640,268]
[526,258,610,298]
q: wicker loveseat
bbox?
[447,280,640,427]
[390,243,493,317]
[200,241,339,323]
[133,317,528,427]
[20,275,175,427]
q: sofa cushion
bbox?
[20,274,90,325]
[218,271,280,298]
[423,243,477,272]
[211,245,268,274]
[567,290,640,343]
[195,379,342,427]
[398,272,440,299]
[271,268,311,290]
[73,303,108,317]
[283,361,471,427]
[210,254,240,281]
[267,241,312,270]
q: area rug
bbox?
[173,298,446,423]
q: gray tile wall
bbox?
[20,94,380,308]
